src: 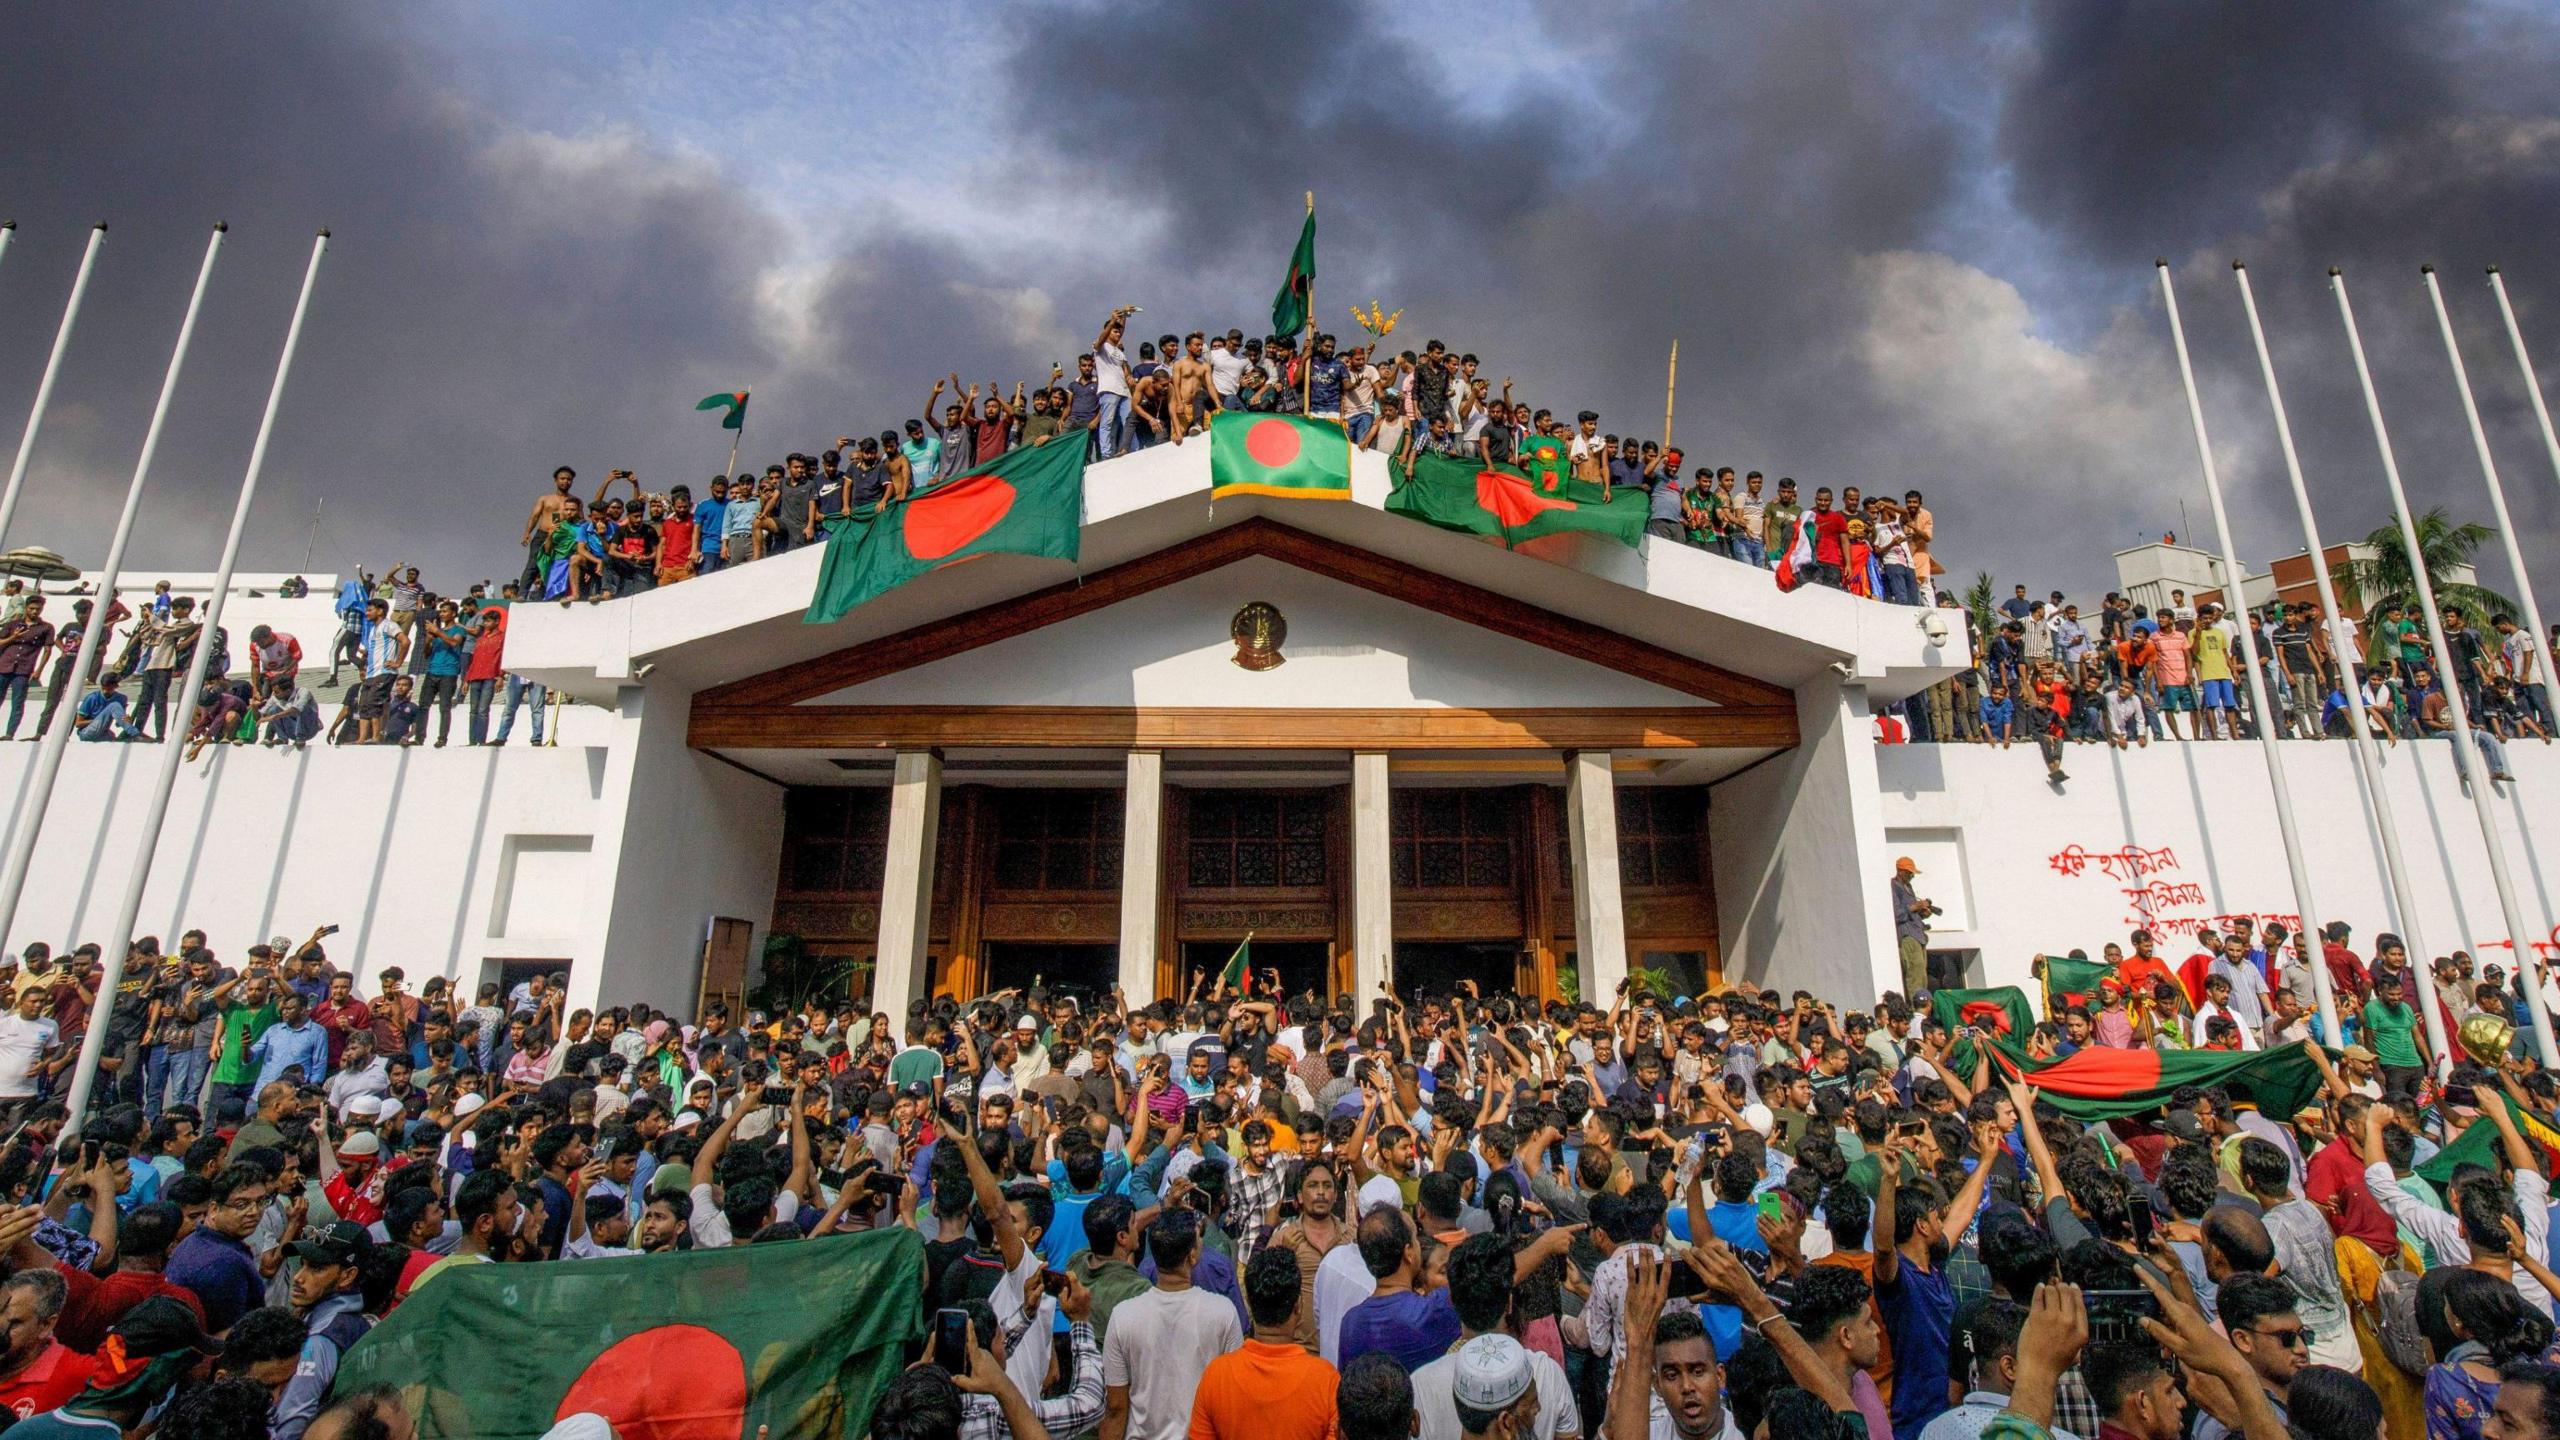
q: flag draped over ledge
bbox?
[1209,412,1351,500]
[334,1227,923,1439]
[1386,450,1645,550]
[806,437,1084,624]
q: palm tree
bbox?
[1963,571,1997,648]
[2339,508,2517,657]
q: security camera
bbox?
[1920,612,1949,644]
[1829,659,1856,679]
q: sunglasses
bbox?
[2248,1325,2312,1348]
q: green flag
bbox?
[1210,412,1352,500]
[806,436,1084,624]
[1932,985,2037,1077]
[1219,935,1254,990]
[333,1227,923,1439]
[2416,1093,2560,1187]
[696,389,749,430]
[2039,954,2113,1015]
[1387,449,1646,550]
[1272,208,1316,339]
[1987,1034,2330,1124]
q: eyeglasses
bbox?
[215,1194,266,1214]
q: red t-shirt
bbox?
[56,1268,204,1354]
[656,517,697,573]
[312,998,374,1064]
[0,1343,96,1422]
[2303,1138,2398,1256]
[1811,509,1850,565]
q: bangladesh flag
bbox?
[1272,208,1316,340]
[1218,935,1254,991]
[2039,954,2114,1015]
[1387,450,1646,550]
[1987,1036,2329,1123]
[1210,412,1351,500]
[2418,1092,2560,1187]
[807,435,1084,624]
[696,389,749,430]
[1932,985,2036,1077]
[333,1227,923,1439]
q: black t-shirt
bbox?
[609,520,658,569]
[777,479,818,532]
[848,461,889,509]
[2448,628,2487,678]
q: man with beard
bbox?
[1266,1156,1346,1352]
[1873,1121,2003,1440]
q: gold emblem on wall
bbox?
[1230,601,1287,671]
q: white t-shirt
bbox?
[1208,348,1246,400]
[1095,340,1131,398]
[0,1014,57,1099]
[1099,1284,1240,1440]
[1415,1344,1582,1440]
[989,1247,1055,1401]
[1315,1242,1378,1365]
[687,1182,801,1248]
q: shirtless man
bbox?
[1169,332,1218,443]
[1131,365,1175,448]
[877,431,914,503]
[518,467,579,594]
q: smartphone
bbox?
[1895,1120,1927,1140]
[1042,1269,1070,1294]
[932,1308,970,1372]
[2085,1288,2162,1347]
[595,1137,616,1163]
[2128,1195,2155,1248]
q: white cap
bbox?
[340,1131,383,1158]
[1451,1333,1532,1412]
[452,1093,488,1120]
[344,1095,384,1119]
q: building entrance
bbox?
[1393,942,1522,1000]
[983,943,1116,1004]
[1179,941,1330,1003]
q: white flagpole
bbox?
[0,225,226,941]
[2333,269,2559,1067]
[56,231,327,1135]
[0,224,107,552]
[0,222,15,291]
[2477,268,2560,730]
[2154,261,2341,1046]
[2232,262,2442,1069]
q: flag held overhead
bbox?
[696,389,749,430]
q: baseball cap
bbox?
[289,1220,376,1268]
[1452,1333,1534,1413]
[1895,856,1919,873]
[2342,1043,2378,1064]
[2158,1111,2208,1143]
[340,1131,383,1158]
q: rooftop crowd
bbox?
[0,910,2547,1440]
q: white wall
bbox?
[1877,739,2560,993]
[0,739,609,989]
[1709,676,1903,1004]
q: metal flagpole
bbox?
[0,222,14,292]
[2487,266,2560,733]
[0,224,106,552]
[2333,269,2559,1066]
[56,231,327,1135]
[2233,262,2444,1070]
[0,225,226,943]
[2155,261,2342,1046]
[1301,192,1316,415]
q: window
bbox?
[781,789,890,893]
[1391,789,1517,889]
[992,790,1122,891]
[1187,792,1327,889]
[1617,789,1704,887]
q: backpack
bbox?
[2373,1264,2433,1376]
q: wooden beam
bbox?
[688,704,1799,751]
[695,517,1791,712]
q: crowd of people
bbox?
[1905,580,2557,786]
[0,914,2553,1439]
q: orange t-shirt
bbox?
[1188,1339,1338,1440]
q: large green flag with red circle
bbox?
[333,1227,924,1439]
[1209,411,1352,500]
[806,436,1084,623]
[1386,448,1645,549]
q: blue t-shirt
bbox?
[1338,1287,1461,1374]
[694,499,727,559]
[723,494,759,543]
[1698,1199,1769,1360]
[1878,1258,1955,1440]
[1307,358,1348,413]
[1648,468,1684,522]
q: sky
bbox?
[2,0,2559,608]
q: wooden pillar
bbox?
[872,750,942,1025]
[1118,751,1165,1007]
[1565,750,1629,1003]
[945,787,989,999]
[1522,784,1560,1002]
[1351,752,1394,1001]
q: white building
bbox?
[0,442,2553,1018]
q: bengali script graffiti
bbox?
[2047,844,2182,882]
[2045,843,2293,939]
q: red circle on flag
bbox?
[1244,418,1302,469]
[904,476,1018,560]
[554,1324,747,1440]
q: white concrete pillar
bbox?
[1351,752,1395,1002]
[871,750,943,1025]
[1118,750,1164,1007]
[1566,750,1631,1002]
